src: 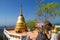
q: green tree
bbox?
[36,0,44,22]
[42,3,60,30]
[0,34,3,40]
[36,0,60,30]
[42,3,60,20]
[44,20,52,30]
[26,18,37,31]
[36,0,60,21]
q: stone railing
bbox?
[3,28,28,40]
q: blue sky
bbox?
[0,0,60,25]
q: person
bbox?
[44,29,50,40]
[36,27,45,40]
[50,27,58,40]
[36,25,50,40]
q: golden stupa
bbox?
[15,5,26,33]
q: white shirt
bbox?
[50,33,58,40]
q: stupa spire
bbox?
[15,4,27,33]
[20,4,23,16]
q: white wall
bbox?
[55,25,60,27]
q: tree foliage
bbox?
[36,0,44,22]
[42,2,60,19]
[44,20,52,30]
[36,0,60,21]
[26,18,37,31]
[36,0,60,30]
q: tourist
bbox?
[44,29,50,40]
[36,25,50,40]
[50,26,58,40]
[36,27,45,40]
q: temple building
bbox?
[3,5,28,40]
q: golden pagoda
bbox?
[15,5,26,33]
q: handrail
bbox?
[4,28,27,37]
[4,28,28,40]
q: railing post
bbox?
[20,35,22,40]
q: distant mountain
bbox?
[0,25,15,34]
[54,24,60,25]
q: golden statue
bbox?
[15,5,26,33]
[52,28,58,34]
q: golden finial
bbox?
[20,4,23,16]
